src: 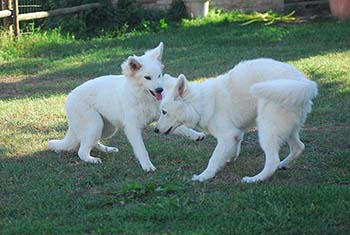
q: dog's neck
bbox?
[183,80,217,131]
[126,77,155,102]
[182,84,205,129]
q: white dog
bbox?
[155,58,318,183]
[48,43,204,171]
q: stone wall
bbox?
[211,0,284,12]
[139,0,174,10]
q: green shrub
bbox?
[38,0,171,37]
[167,0,189,21]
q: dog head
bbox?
[155,74,194,135]
[121,42,165,101]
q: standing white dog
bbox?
[48,43,204,171]
[155,58,318,183]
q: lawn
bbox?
[1,18,350,234]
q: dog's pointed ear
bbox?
[174,74,188,99]
[147,42,164,61]
[121,56,142,78]
[128,56,142,72]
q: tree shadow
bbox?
[1,20,350,100]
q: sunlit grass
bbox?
[182,9,296,27]
[0,95,66,156]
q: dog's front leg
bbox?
[173,125,206,141]
[192,135,236,182]
[124,125,156,172]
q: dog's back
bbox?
[227,58,305,88]
[66,75,126,124]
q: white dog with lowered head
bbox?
[48,42,204,171]
[155,58,318,183]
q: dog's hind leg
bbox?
[75,112,104,164]
[241,100,303,183]
[95,114,119,153]
[242,127,281,183]
[48,127,79,152]
[279,131,305,170]
[227,132,244,162]
[173,125,206,141]
[242,142,280,183]
[235,132,244,158]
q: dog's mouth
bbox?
[149,90,162,101]
[164,126,173,135]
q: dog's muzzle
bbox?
[149,87,163,101]
[155,87,163,93]
[164,126,173,135]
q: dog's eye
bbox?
[162,110,167,115]
[144,76,151,80]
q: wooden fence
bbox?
[0,0,102,38]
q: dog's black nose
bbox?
[154,128,159,133]
[155,87,163,93]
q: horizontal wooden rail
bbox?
[0,9,11,19]
[18,2,101,21]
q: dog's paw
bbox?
[195,133,206,142]
[48,140,62,153]
[192,172,214,182]
[226,155,238,163]
[192,174,203,182]
[142,164,156,172]
[106,147,119,153]
[278,162,289,170]
[278,165,289,170]
[241,176,261,184]
[84,156,102,164]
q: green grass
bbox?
[1,18,350,234]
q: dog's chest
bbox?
[133,98,159,125]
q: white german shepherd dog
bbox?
[155,58,318,183]
[48,43,204,171]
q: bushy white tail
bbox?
[48,127,79,152]
[250,79,318,106]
